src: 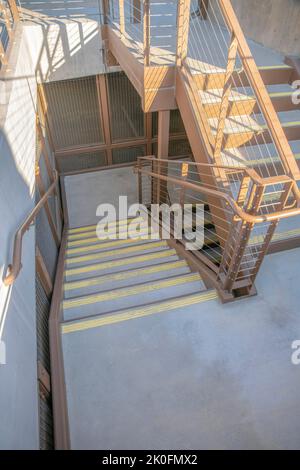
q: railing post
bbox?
[177,0,191,67]
[220,183,265,293]
[143,0,150,66]
[119,0,125,36]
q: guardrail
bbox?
[136,156,300,299]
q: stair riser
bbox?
[63,280,204,322]
[194,67,293,90]
[64,265,191,299]
[204,99,256,119]
[205,95,299,119]
[222,126,300,149]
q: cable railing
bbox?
[180,0,300,186]
[107,0,178,66]
[136,156,300,298]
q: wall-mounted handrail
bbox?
[135,158,300,224]
[3,170,61,286]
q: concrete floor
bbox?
[62,248,300,450]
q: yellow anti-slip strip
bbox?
[68,217,144,235]
[68,222,149,242]
[63,273,201,309]
[64,260,188,291]
[66,232,157,255]
[65,249,177,277]
[62,290,218,334]
[66,241,167,266]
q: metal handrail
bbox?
[3,170,61,286]
[135,158,300,224]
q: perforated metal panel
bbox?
[152,138,191,157]
[112,146,146,164]
[43,76,103,150]
[152,109,187,137]
[36,275,54,450]
[107,72,145,141]
[58,151,107,173]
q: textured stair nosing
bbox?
[62,272,202,310]
[66,232,160,255]
[68,216,145,235]
[65,241,168,266]
[61,290,218,334]
[64,259,189,292]
[64,249,178,277]
[67,222,149,243]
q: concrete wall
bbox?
[0,26,39,449]
[210,0,300,57]
[64,167,139,228]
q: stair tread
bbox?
[209,110,300,136]
[221,139,300,167]
[63,260,190,298]
[65,240,168,267]
[63,272,202,308]
[66,234,159,257]
[65,249,180,280]
[209,114,262,135]
[68,216,144,234]
[62,273,205,321]
[61,290,218,334]
[200,83,295,104]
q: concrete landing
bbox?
[62,248,300,450]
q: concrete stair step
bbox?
[190,63,293,90]
[201,83,298,118]
[68,219,148,242]
[63,259,191,299]
[65,240,169,268]
[68,216,144,235]
[66,233,159,258]
[61,290,219,335]
[221,140,300,168]
[62,273,205,322]
[67,225,149,247]
[64,248,180,281]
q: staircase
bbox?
[61,218,217,327]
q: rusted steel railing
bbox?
[3,170,61,286]
[136,156,300,299]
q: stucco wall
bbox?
[0,26,39,449]
[210,0,300,57]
